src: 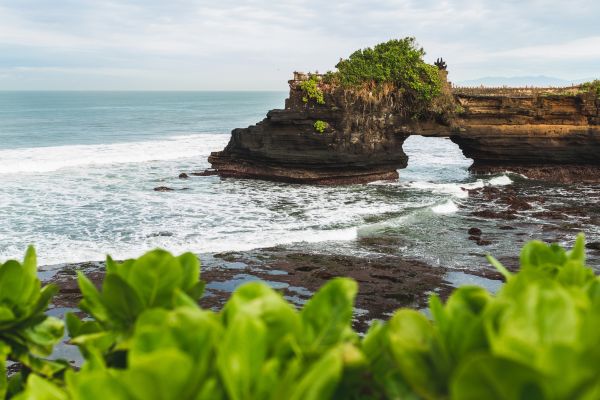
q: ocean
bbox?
[1,91,599,271]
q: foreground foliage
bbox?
[2,235,599,399]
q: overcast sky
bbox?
[0,0,599,90]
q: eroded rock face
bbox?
[450,89,600,182]
[209,74,600,184]
[208,78,451,184]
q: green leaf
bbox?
[12,374,68,400]
[100,274,144,329]
[568,233,586,264]
[451,355,546,400]
[22,316,64,356]
[387,309,446,399]
[177,252,201,294]
[217,314,267,400]
[0,341,10,400]
[126,250,183,308]
[486,255,512,280]
[288,346,343,400]
[222,282,299,352]
[300,278,358,352]
[77,271,109,323]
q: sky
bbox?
[0,0,599,90]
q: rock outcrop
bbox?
[209,73,600,184]
[208,74,453,184]
[451,87,600,182]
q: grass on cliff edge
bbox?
[581,79,600,98]
[325,38,443,104]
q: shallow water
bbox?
[1,91,598,271]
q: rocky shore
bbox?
[44,240,504,336]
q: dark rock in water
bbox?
[476,239,492,246]
[499,225,515,230]
[506,196,532,211]
[586,242,600,250]
[468,227,482,236]
[153,186,175,192]
[179,172,189,179]
[146,231,174,238]
[472,209,517,220]
[190,169,219,177]
[468,235,480,241]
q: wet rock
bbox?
[178,172,189,179]
[468,235,480,241]
[499,225,515,230]
[586,242,600,250]
[190,169,219,177]
[476,239,492,246]
[505,196,532,211]
[472,210,517,220]
[468,227,482,236]
[146,231,174,238]
[153,186,175,192]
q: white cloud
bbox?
[0,0,598,89]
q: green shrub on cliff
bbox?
[581,79,600,98]
[334,38,443,104]
[299,75,325,105]
[6,235,600,399]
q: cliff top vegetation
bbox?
[329,37,443,104]
[581,79,600,98]
[296,38,450,120]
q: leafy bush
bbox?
[365,234,600,399]
[0,247,65,399]
[334,38,443,104]
[581,79,600,99]
[299,75,325,105]
[5,235,600,399]
[314,120,328,133]
[66,250,205,367]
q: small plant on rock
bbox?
[299,75,325,105]
[314,120,329,133]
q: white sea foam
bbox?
[431,200,459,214]
[405,174,513,198]
[0,134,230,175]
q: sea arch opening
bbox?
[401,135,473,184]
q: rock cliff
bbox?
[209,74,600,184]
[451,87,600,182]
[208,73,453,184]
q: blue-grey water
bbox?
[1,91,598,270]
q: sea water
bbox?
[1,91,598,270]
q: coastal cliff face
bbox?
[451,88,600,182]
[208,76,452,184]
[209,74,600,184]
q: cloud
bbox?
[0,0,598,89]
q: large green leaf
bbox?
[217,313,267,400]
[300,278,358,353]
[451,354,547,400]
